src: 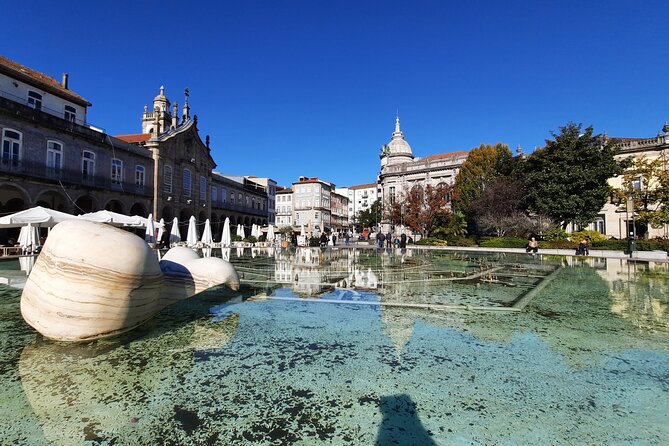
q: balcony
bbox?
[0,158,151,196]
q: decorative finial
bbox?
[206,135,210,148]
[144,104,148,113]
[184,88,190,104]
[160,85,164,96]
[663,121,669,134]
[516,145,522,155]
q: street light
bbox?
[626,197,636,257]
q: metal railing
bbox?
[0,158,150,196]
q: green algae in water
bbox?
[0,249,668,445]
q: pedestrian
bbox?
[386,231,392,248]
[332,233,337,246]
[576,238,589,256]
[377,231,385,248]
[345,231,350,246]
[400,233,407,248]
[320,232,328,248]
[526,237,539,254]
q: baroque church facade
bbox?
[0,55,270,243]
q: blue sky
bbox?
[3,1,668,188]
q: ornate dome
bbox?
[386,117,414,160]
[153,85,170,104]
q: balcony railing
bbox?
[0,158,151,196]
[210,199,267,216]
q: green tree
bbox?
[520,123,627,229]
[453,143,513,216]
[616,155,669,228]
[354,199,382,230]
[388,183,454,236]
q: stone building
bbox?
[378,117,468,232]
[336,183,380,226]
[0,55,271,242]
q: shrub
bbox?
[244,236,257,243]
[542,227,568,241]
[416,237,448,246]
[569,230,607,243]
[544,240,578,249]
[231,234,242,242]
[446,236,478,247]
[258,234,267,242]
[479,237,528,248]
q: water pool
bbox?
[1,247,668,445]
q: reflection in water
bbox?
[376,394,437,446]
[3,249,669,444]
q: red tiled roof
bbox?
[423,151,468,161]
[115,133,151,143]
[349,183,378,189]
[0,55,91,106]
[277,187,293,194]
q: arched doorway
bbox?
[130,202,147,217]
[74,195,96,214]
[161,206,174,223]
[35,190,68,212]
[105,200,124,214]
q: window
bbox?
[135,165,145,187]
[46,140,63,174]
[164,165,173,193]
[111,159,123,185]
[230,192,235,205]
[211,185,218,203]
[82,151,95,179]
[593,215,605,234]
[632,176,642,190]
[183,168,192,197]
[28,91,42,110]
[221,188,227,203]
[2,129,22,164]
[200,176,206,201]
[389,186,396,204]
[238,193,242,204]
[64,105,77,122]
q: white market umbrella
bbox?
[169,217,181,244]
[300,225,305,237]
[18,223,40,253]
[267,225,275,241]
[145,213,156,244]
[186,216,198,247]
[201,219,213,246]
[202,247,212,258]
[221,218,231,247]
[0,206,77,228]
[157,218,165,244]
[221,247,231,261]
[237,224,246,239]
[78,210,143,227]
[19,254,36,274]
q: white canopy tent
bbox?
[0,206,77,228]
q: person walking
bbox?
[377,231,385,248]
[386,231,392,248]
[344,231,350,246]
[400,233,407,248]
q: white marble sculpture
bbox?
[20,220,240,342]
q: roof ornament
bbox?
[662,121,669,134]
[160,85,165,96]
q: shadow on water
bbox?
[375,394,437,446]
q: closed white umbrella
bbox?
[201,219,213,246]
[18,223,40,253]
[221,217,231,247]
[221,247,231,261]
[267,225,275,241]
[157,218,165,244]
[145,213,156,244]
[186,216,198,247]
[300,224,305,237]
[169,217,181,244]
[238,224,246,239]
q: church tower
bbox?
[380,116,414,170]
[141,86,173,135]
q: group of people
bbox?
[525,236,590,256]
[376,231,407,249]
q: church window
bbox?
[200,176,206,200]
[164,165,173,193]
[183,168,192,197]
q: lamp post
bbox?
[627,197,636,257]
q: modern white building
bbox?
[336,183,380,225]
